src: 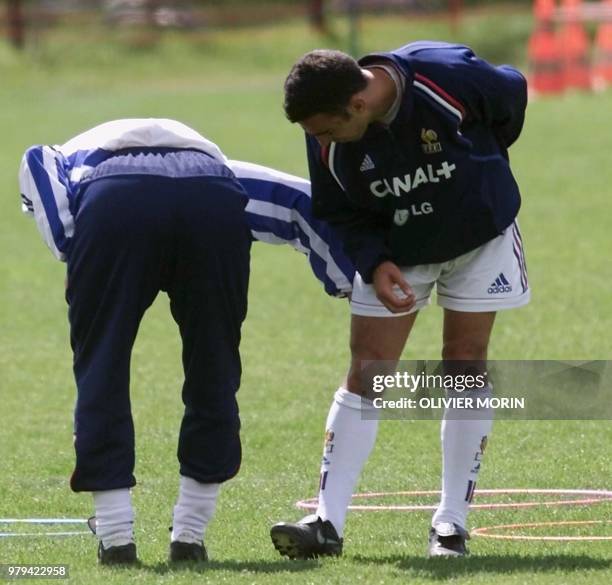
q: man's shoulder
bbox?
[360,41,475,76]
[390,40,469,58]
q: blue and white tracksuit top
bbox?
[18,118,355,296]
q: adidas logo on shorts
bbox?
[487,273,512,294]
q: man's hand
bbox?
[372,260,416,313]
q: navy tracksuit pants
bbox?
[66,150,251,492]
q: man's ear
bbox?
[348,95,367,115]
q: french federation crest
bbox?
[421,128,442,154]
[394,209,409,226]
[324,429,335,454]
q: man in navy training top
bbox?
[271,41,529,558]
[19,118,354,565]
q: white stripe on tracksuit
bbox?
[230,160,353,295]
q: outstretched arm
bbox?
[229,159,355,297]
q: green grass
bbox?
[0,8,611,585]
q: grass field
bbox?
[0,7,611,584]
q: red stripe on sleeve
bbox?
[414,73,467,118]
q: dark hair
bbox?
[284,49,367,123]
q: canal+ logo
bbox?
[369,162,456,198]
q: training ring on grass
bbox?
[0,518,91,538]
[296,488,612,512]
[472,520,612,541]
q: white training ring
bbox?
[0,518,91,538]
[296,488,612,512]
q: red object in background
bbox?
[533,0,557,22]
[559,0,592,90]
[528,1,566,95]
[593,0,612,88]
[562,0,582,10]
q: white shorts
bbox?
[350,221,530,317]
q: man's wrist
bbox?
[361,254,392,284]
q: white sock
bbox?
[315,388,379,537]
[432,386,493,530]
[171,476,220,544]
[92,489,134,548]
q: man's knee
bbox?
[349,336,389,362]
[346,314,416,395]
[347,339,398,396]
